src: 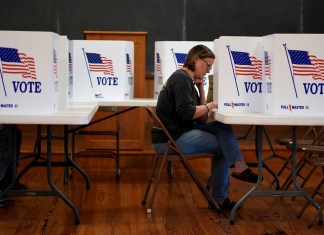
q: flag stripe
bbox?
[231,50,262,80]
[0,47,37,79]
[126,53,132,74]
[265,51,271,79]
[156,53,162,74]
[288,49,324,80]
[86,52,114,76]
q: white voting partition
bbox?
[58,35,69,110]
[69,40,134,101]
[0,31,59,114]
[217,36,264,113]
[213,39,219,103]
[154,41,214,99]
[263,34,324,116]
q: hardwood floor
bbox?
[0,155,323,235]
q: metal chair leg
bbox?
[142,154,169,214]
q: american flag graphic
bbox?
[156,53,162,75]
[288,49,324,80]
[174,52,187,69]
[0,47,37,79]
[231,51,262,80]
[264,51,271,79]
[68,52,72,72]
[86,52,114,76]
[53,49,57,77]
[126,53,132,75]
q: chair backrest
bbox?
[145,105,180,154]
[306,126,324,145]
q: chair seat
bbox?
[296,145,324,156]
[285,142,324,152]
[275,138,314,146]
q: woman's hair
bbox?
[184,44,215,71]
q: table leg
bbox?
[230,125,321,225]
[64,125,90,189]
[64,125,69,185]
[46,125,80,225]
[230,125,264,224]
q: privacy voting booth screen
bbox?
[154,41,214,100]
[0,31,59,114]
[69,40,134,101]
[216,34,324,116]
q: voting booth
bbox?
[216,34,324,116]
[263,34,324,116]
[69,40,134,101]
[154,41,214,99]
[216,36,264,113]
[0,31,59,114]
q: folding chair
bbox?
[281,128,324,204]
[270,126,321,190]
[294,145,324,227]
[141,105,221,214]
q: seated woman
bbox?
[151,44,258,210]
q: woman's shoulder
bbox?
[170,69,191,82]
[172,69,188,76]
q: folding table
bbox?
[0,103,98,224]
[213,111,324,224]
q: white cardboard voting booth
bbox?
[216,36,264,113]
[263,34,324,116]
[0,31,59,114]
[154,41,214,99]
[69,40,134,101]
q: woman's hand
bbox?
[209,101,218,109]
[194,77,204,88]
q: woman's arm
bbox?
[193,78,218,122]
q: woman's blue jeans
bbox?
[152,121,243,200]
